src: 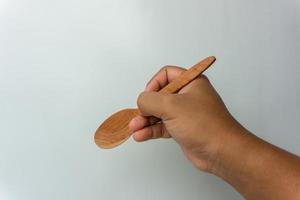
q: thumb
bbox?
[137,91,175,119]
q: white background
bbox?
[0,0,299,199]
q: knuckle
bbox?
[197,75,211,85]
[162,65,170,69]
[201,74,208,79]
[160,65,175,73]
[159,65,169,74]
[200,74,209,81]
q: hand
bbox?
[128,66,244,172]
[129,65,300,200]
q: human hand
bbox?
[129,65,300,200]
[128,66,244,172]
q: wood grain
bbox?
[94,56,216,149]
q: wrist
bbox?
[209,121,254,177]
[208,121,300,200]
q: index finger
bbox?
[145,66,186,92]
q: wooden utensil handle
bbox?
[158,56,216,94]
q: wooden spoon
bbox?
[94,56,216,149]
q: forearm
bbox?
[212,126,300,200]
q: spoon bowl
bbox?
[94,108,139,149]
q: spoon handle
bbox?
[158,56,216,94]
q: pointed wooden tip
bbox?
[208,56,216,62]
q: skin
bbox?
[128,66,300,200]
